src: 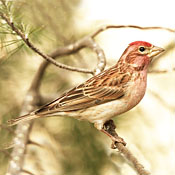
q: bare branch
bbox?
[27,139,43,148]
[104,120,151,175]
[22,169,35,175]
[0,13,93,74]
[29,37,106,92]
[90,25,175,38]
[6,93,37,175]
[0,13,107,75]
[84,38,106,74]
[116,143,151,175]
[29,23,175,95]
[2,8,174,175]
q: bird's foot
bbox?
[111,137,126,149]
[101,120,126,149]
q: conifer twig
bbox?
[1,8,174,175]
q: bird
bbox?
[9,41,164,144]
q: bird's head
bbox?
[119,41,164,71]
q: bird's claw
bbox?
[111,137,126,149]
[100,120,127,149]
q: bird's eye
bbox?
[139,46,145,52]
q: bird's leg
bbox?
[101,120,126,148]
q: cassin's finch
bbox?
[9,41,164,142]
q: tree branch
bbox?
[0,10,107,175]
[104,120,151,175]
[0,13,107,75]
[0,13,92,74]
[1,9,174,175]
[116,143,151,175]
[90,25,175,38]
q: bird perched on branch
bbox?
[9,41,164,144]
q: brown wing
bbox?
[35,67,131,115]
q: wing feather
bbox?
[34,67,131,115]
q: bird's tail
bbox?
[8,113,40,126]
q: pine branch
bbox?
[0,12,106,74]
[1,4,174,175]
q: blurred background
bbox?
[0,0,175,175]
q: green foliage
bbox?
[0,0,45,59]
[0,0,109,175]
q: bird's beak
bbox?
[148,46,165,58]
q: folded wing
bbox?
[35,67,131,115]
